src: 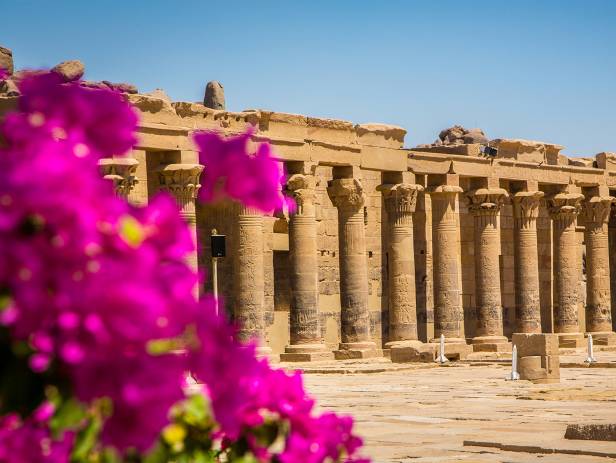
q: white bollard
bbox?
[506,345,520,381]
[585,334,596,364]
[436,333,448,364]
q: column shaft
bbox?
[234,206,266,344]
[327,178,376,356]
[513,192,543,333]
[284,173,331,355]
[382,184,422,344]
[473,211,503,337]
[549,193,584,345]
[338,206,370,343]
[583,197,614,333]
[430,187,465,342]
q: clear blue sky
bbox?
[3,0,615,156]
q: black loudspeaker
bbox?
[211,234,226,258]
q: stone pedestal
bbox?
[98,157,139,200]
[158,164,203,297]
[428,185,469,358]
[512,333,560,383]
[234,205,270,354]
[328,178,377,359]
[513,191,544,334]
[582,196,616,345]
[280,173,333,362]
[469,188,510,352]
[549,192,585,348]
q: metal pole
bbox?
[585,334,596,364]
[437,333,448,364]
[507,345,520,380]
[211,228,219,316]
[212,257,218,316]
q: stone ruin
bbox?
[417,125,489,148]
[2,45,616,368]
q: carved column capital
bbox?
[159,163,203,204]
[285,173,317,215]
[379,183,423,218]
[582,196,615,228]
[548,192,584,227]
[513,191,544,229]
[98,157,139,199]
[467,188,508,216]
[327,178,365,211]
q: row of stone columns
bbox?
[100,156,616,356]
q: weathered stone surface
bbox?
[52,60,85,81]
[203,80,225,110]
[513,333,559,357]
[145,88,171,102]
[390,342,436,363]
[0,46,13,75]
[102,80,138,94]
[0,78,19,96]
[79,80,108,90]
[565,424,616,441]
[513,333,560,383]
[427,125,488,147]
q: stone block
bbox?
[558,333,585,348]
[333,348,381,360]
[472,342,512,353]
[517,355,559,383]
[591,332,616,346]
[565,423,616,441]
[434,342,473,361]
[280,351,335,362]
[390,342,436,363]
[512,333,559,357]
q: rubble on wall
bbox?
[416,125,488,148]
[0,47,139,96]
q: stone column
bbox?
[380,183,423,348]
[158,164,204,275]
[512,191,544,334]
[468,188,510,352]
[582,196,616,344]
[233,205,270,353]
[549,192,585,347]
[429,185,471,359]
[280,173,333,361]
[98,157,139,200]
[327,177,378,359]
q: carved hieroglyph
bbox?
[549,192,584,334]
[327,178,372,346]
[234,205,266,343]
[429,185,465,342]
[285,174,322,346]
[468,188,508,341]
[159,163,204,274]
[98,157,139,199]
[582,196,615,333]
[380,183,423,343]
[513,191,544,333]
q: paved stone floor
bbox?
[287,350,616,462]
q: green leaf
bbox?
[50,398,87,434]
[71,413,103,461]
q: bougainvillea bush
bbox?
[0,69,367,463]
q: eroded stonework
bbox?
[2,56,616,358]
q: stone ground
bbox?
[280,350,616,462]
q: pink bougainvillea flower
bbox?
[0,410,74,463]
[0,70,367,462]
[193,129,295,214]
